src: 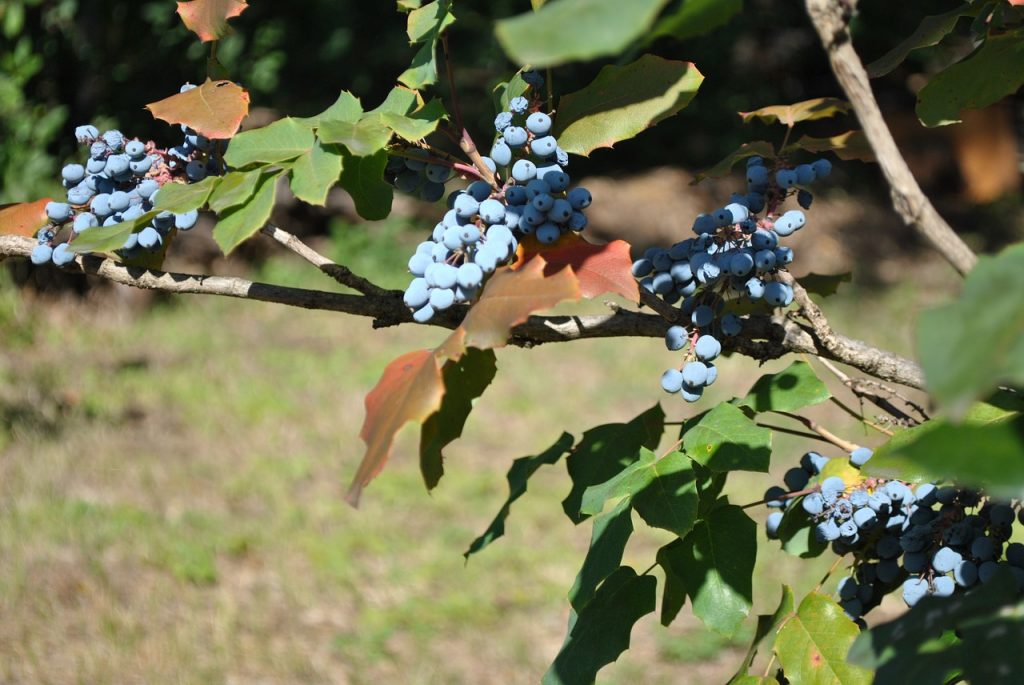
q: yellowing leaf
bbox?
[789,130,875,163]
[0,199,52,237]
[740,98,851,126]
[146,79,250,140]
[176,0,248,42]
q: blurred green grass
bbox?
[0,219,944,684]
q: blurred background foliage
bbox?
[3,0,1018,210]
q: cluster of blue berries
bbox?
[634,156,832,402]
[764,447,1024,623]
[385,149,451,203]
[402,77,593,323]
[32,85,224,267]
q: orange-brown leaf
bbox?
[176,0,248,42]
[0,199,52,237]
[461,257,581,350]
[347,349,445,506]
[146,78,250,140]
[517,233,639,302]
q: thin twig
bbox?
[741,485,818,510]
[773,410,860,453]
[260,224,387,297]
[817,356,927,425]
[828,397,894,437]
[440,32,464,135]
[386,146,486,182]
[755,422,841,445]
[814,554,847,594]
[804,0,977,276]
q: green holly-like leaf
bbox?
[562,403,665,523]
[866,412,1024,497]
[580,448,699,539]
[775,497,828,559]
[917,28,1024,127]
[731,585,795,682]
[866,3,973,78]
[337,149,393,221]
[419,348,497,490]
[553,54,704,157]
[568,498,634,611]
[376,99,447,142]
[495,0,671,68]
[736,361,831,414]
[319,116,393,157]
[849,570,1022,685]
[667,504,756,636]
[693,141,775,184]
[683,402,772,472]
[775,592,873,685]
[739,98,851,126]
[207,169,263,212]
[797,272,852,297]
[464,433,574,558]
[67,211,156,254]
[543,566,657,685]
[289,140,344,207]
[398,0,455,90]
[656,538,688,626]
[299,90,363,128]
[788,131,875,163]
[492,70,531,115]
[211,169,281,254]
[153,176,220,214]
[649,0,741,43]
[223,117,315,168]
[917,242,1024,416]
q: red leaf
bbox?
[0,199,52,237]
[347,349,445,506]
[176,0,248,42]
[517,233,639,302]
[348,262,581,503]
[146,78,250,140]
[461,257,582,350]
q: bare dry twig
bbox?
[804,0,977,276]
